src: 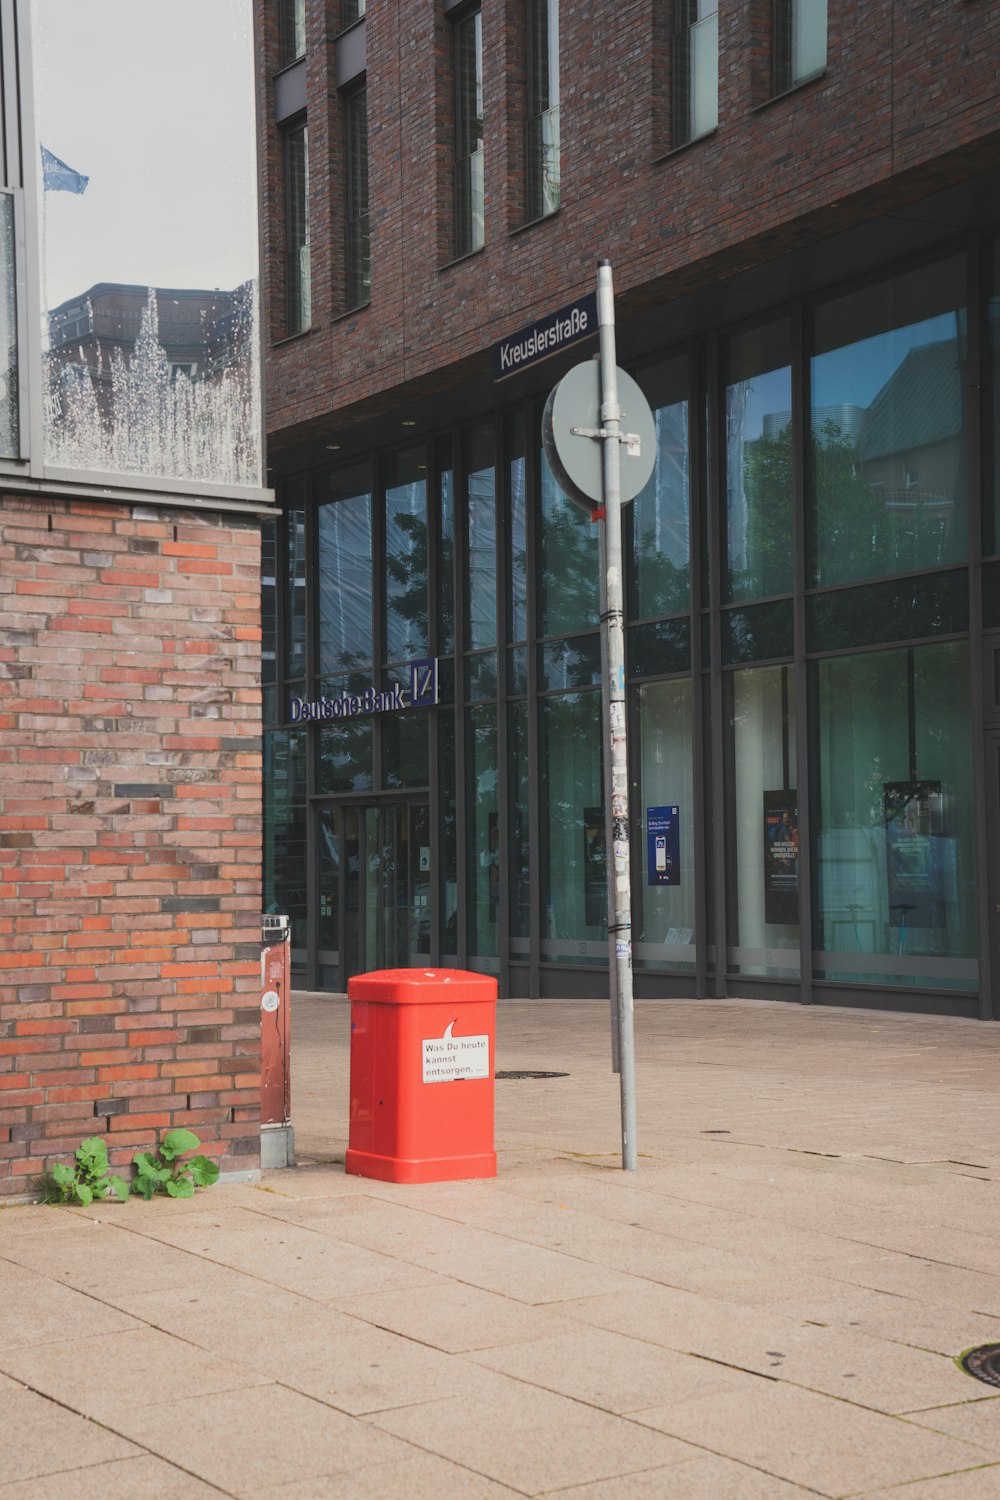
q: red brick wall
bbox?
[0,493,263,1199]
[259,0,1000,447]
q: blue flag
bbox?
[41,146,88,195]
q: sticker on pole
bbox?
[261,990,280,1013]
[422,1020,490,1084]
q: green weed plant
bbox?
[45,1136,129,1206]
[131,1128,220,1200]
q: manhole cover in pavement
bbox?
[495,1071,569,1080]
[960,1345,1000,1388]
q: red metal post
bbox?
[260,914,294,1167]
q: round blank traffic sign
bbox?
[542,359,657,510]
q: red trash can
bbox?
[345,968,497,1184]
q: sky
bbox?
[32,0,258,309]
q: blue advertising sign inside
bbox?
[492,292,597,382]
[647,805,680,886]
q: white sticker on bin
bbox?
[422,1020,490,1084]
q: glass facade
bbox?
[0,5,265,501]
[635,680,696,971]
[725,320,792,602]
[540,692,604,964]
[729,665,799,977]
[31,0,262,489]
[264,243,997,1016]
[812,643,977,989]
[318,462,372,674]
[810,257,967,588]
[0,194,18,458]
[467,705,499,967]
[384,446,428,663]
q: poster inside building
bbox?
[583,808,607,926]
[646,806,680,887]
[763,791,799,924]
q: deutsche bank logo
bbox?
[409,658,438,707]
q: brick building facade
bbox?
[262,1,1000,448]
[260,3,1000,1016]
[1,497,263,1198]
[0,2,268,1199]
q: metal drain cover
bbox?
[495,1070,569,1081]
[960,1345,1000,1388]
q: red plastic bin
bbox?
[345,968,497,1185]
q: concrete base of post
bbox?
[260,1122,296,1170]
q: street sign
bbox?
[542,358,656,512]
[492,292,597,382]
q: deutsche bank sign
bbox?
[289,659,438,723]
[492,292,597,382]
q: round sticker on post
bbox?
[261,990,280,1013]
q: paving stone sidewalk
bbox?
[2,994,1000,1498]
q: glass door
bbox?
[342,802,431,983]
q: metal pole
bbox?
[597,259,637,1170]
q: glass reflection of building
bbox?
[261,239,1000,1017]
[10,0,263,496]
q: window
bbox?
[810,255,968,588]
[464,422,496,649]
[454,5,484,256]
[284,121,311,335]
[540,448,598,636]
[728,665,799,979]
[0,192,19,458]
[384,445,429,663]
[525,0,559,219]
[635,679,696,972]
[725,319,793,602]
[632,355,691,618]
[540,693,605,965]
[285,485,307,681]
[342,0,366,26]
[812,642,977,990]
[774,0,827,93]
[278,0,305,66]
[318,462,373,674]
[8,1,263,495]
[345,86,370,308]
[673,1,718,147]
[987,238,1000,556]
[467,704,499,965]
